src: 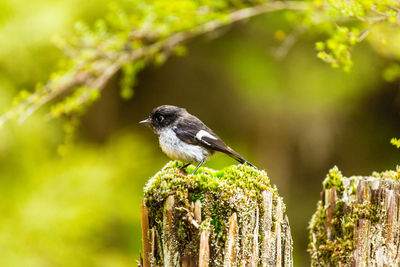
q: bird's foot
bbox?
[178,163,191,175]
[178,168,188,175]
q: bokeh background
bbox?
[1,0,399,266]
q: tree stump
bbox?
[309,166,400,266]
[139,161,293,267]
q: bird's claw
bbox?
[178,168,188,175]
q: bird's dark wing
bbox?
[173,115,253,166]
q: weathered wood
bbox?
[353,219,370,266]
[283,216,293,267]
[141,200,151,267]
[224,213,238,266]
[182,255,196,267]
[262,190,274,267]
[150,228,156,266]
[274,198,283,267]
[199,229,210,267]
[194,200,202,223]
[324,187,336,240]
[163,195,179,267]
[309,167,400,266]
[251,207,259,267]
[140,162,293,266]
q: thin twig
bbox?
[274,27,304,60]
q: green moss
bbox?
[322,166,345,197]
[144,161,275,205]
[309,166,397,266]
[374,166,400,181]
[143,161,280,265]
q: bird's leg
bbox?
[179,163,190,175]
[178,163,191,175]
[180,163,191,169]
[192,159,204,175]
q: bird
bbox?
[140,105,254,174]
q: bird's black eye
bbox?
[156,115,164,122]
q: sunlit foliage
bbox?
[0,0,399,266]
[1,0,399,127]
[391,137,400,148]
[0,119,162,266]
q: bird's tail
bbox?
[226,147,255,167]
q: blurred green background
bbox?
[1,0,399,266]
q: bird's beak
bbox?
[139,118,150,125]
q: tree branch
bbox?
[0,1,308,125]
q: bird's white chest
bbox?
[158,128,208,163]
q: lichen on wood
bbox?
[140,161,293,266]
[309,166,400,266]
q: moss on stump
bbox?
[309,166,400,266]
[141,161,293,266]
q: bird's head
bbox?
[140,105,185,133]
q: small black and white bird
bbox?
[140,105,254,174]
